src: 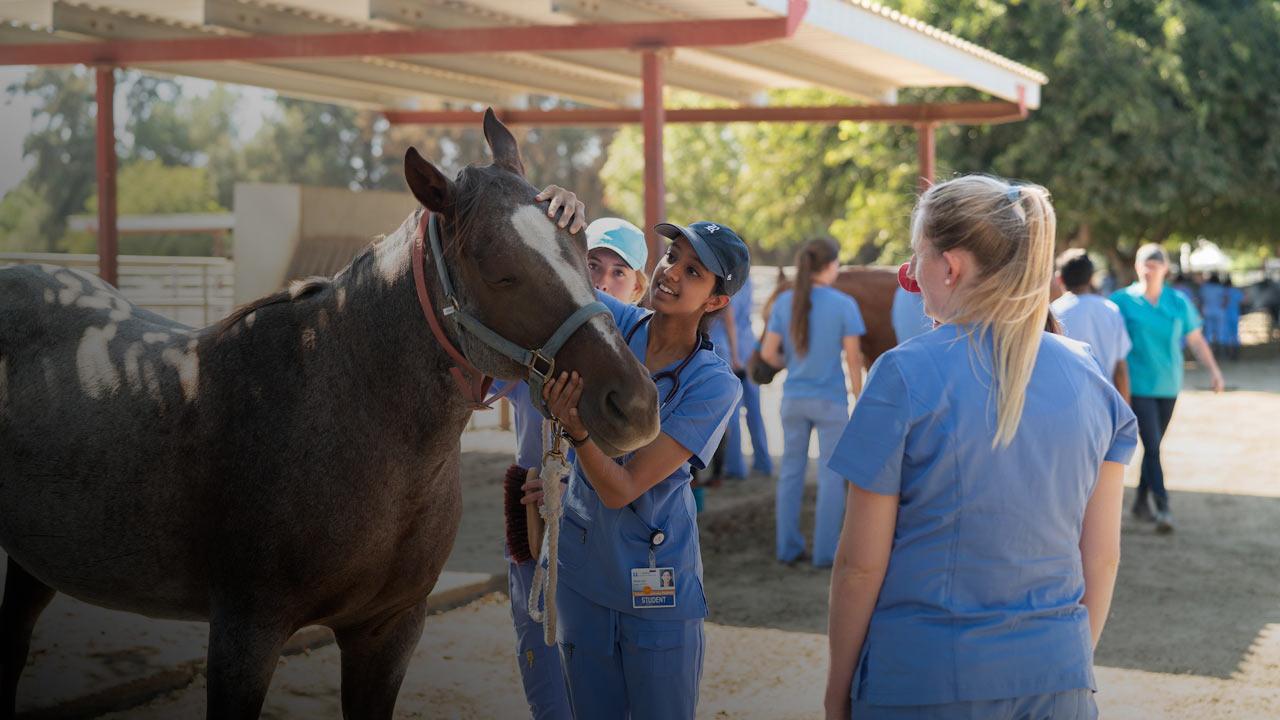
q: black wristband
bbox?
[562,429,589,448]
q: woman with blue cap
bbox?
[501,215,648,720]
[760,237,865,568]
[539,219,748,719]
[825,176,1139,720]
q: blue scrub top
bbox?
[1199,281,1225,316]
[1110,283,1203,398]
[891,286,930,344]
[494,380,546,470]
[829,324,1138,706]
[1226,286,1243,323]
[559,291,742,621]
[731,274,756,367]
[767,286,865,403]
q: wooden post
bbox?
[95,66,118,287]
[916,122,936,194]
[642,50,666,275]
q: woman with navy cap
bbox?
[540,220,748,720]
[824,176,1138,719]
[501,216,648,720]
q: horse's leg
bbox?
[0,558,56,720]
[333,600,429,720]
[205,609,292,720]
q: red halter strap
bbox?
[411,211,513,410]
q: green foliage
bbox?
[74,160,225,256]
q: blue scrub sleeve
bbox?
[1104,390,1139,465]
[766,291,789,336]
[828,353,911,496]
[843,295,867,337]
[1179,293,1203,337]
[596,288,647,337]
[662,368,742,470]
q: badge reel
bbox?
[630,528,676,609]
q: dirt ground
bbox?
[85,346,1280,719]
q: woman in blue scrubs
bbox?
[824,176,1139,719]
[760,237,865,567]
[540,220,748,720]
[503,215,649,720]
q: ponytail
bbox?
[911,177,1056,447]
[790,237,840,357]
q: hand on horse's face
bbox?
[543,370,588,439]
[536,185,587,234]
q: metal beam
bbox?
[95,65,118,287]
[642,50,665,274]
[0,0,809,66]
[383,101,1029,127]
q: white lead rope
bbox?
[528,419,569,646]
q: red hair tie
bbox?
[898,262,921,293]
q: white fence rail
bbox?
[0,252,234,327]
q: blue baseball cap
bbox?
[586,218,648,271]
[654,220,751,297]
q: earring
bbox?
[944,277,952,286]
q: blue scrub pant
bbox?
[1202,311,1225,345]
[556,583,704,720]
[777,396,849,566]
[721,375,771,478]
[508,559,572,720]
[851,689,1097,719]
[1132,395,1177,512]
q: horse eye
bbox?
[489,276,517,288]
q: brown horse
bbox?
[750,265,900,384]
[0,110,658,718]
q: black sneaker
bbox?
[1131,502,1156,523]
[1155,510,1175,534]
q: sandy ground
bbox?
[53,347,1279,719]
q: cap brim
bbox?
[654,223,728,278]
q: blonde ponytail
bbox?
[911,176,1056,447]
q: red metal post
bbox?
[916,122,936,194]
[95,66,118,287]
[642,50,666,275]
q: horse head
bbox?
[403,109,659,457]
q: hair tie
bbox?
[1006,185,1021,204]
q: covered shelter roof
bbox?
[0,0,1044,111]
[0,0,1047,284]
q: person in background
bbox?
[1110,244,1225,533]
[1199,272,1226,356]
[1051,249,1132,402]
[825,176,1137,720]
[1171,272,1198,308]
[1224,276,1243,361]
[502,210,647,720]
[761,237,865,568]
[707,272,772,481]
[891,284,931,344]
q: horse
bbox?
[0,109,659,719]
[749,265,900,384]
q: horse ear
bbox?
[482,108,525,177]
[404,146,454,213]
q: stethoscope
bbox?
[624,313,711,406]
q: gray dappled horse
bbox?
[0,111,659,719]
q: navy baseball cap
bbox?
[654,220,751,297]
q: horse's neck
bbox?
[323,225,473,434]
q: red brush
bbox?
[503,464,534,563]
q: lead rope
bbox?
[527,419,568,646]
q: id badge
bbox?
[631,566,677,609]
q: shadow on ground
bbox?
[699,486,1280,681]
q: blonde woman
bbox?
[824,177,1138,719]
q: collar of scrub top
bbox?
[624,313,713,406]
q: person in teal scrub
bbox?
[1110,244,1224,533]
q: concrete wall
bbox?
[232,183,417,304]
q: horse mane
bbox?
[215,276,333,339]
